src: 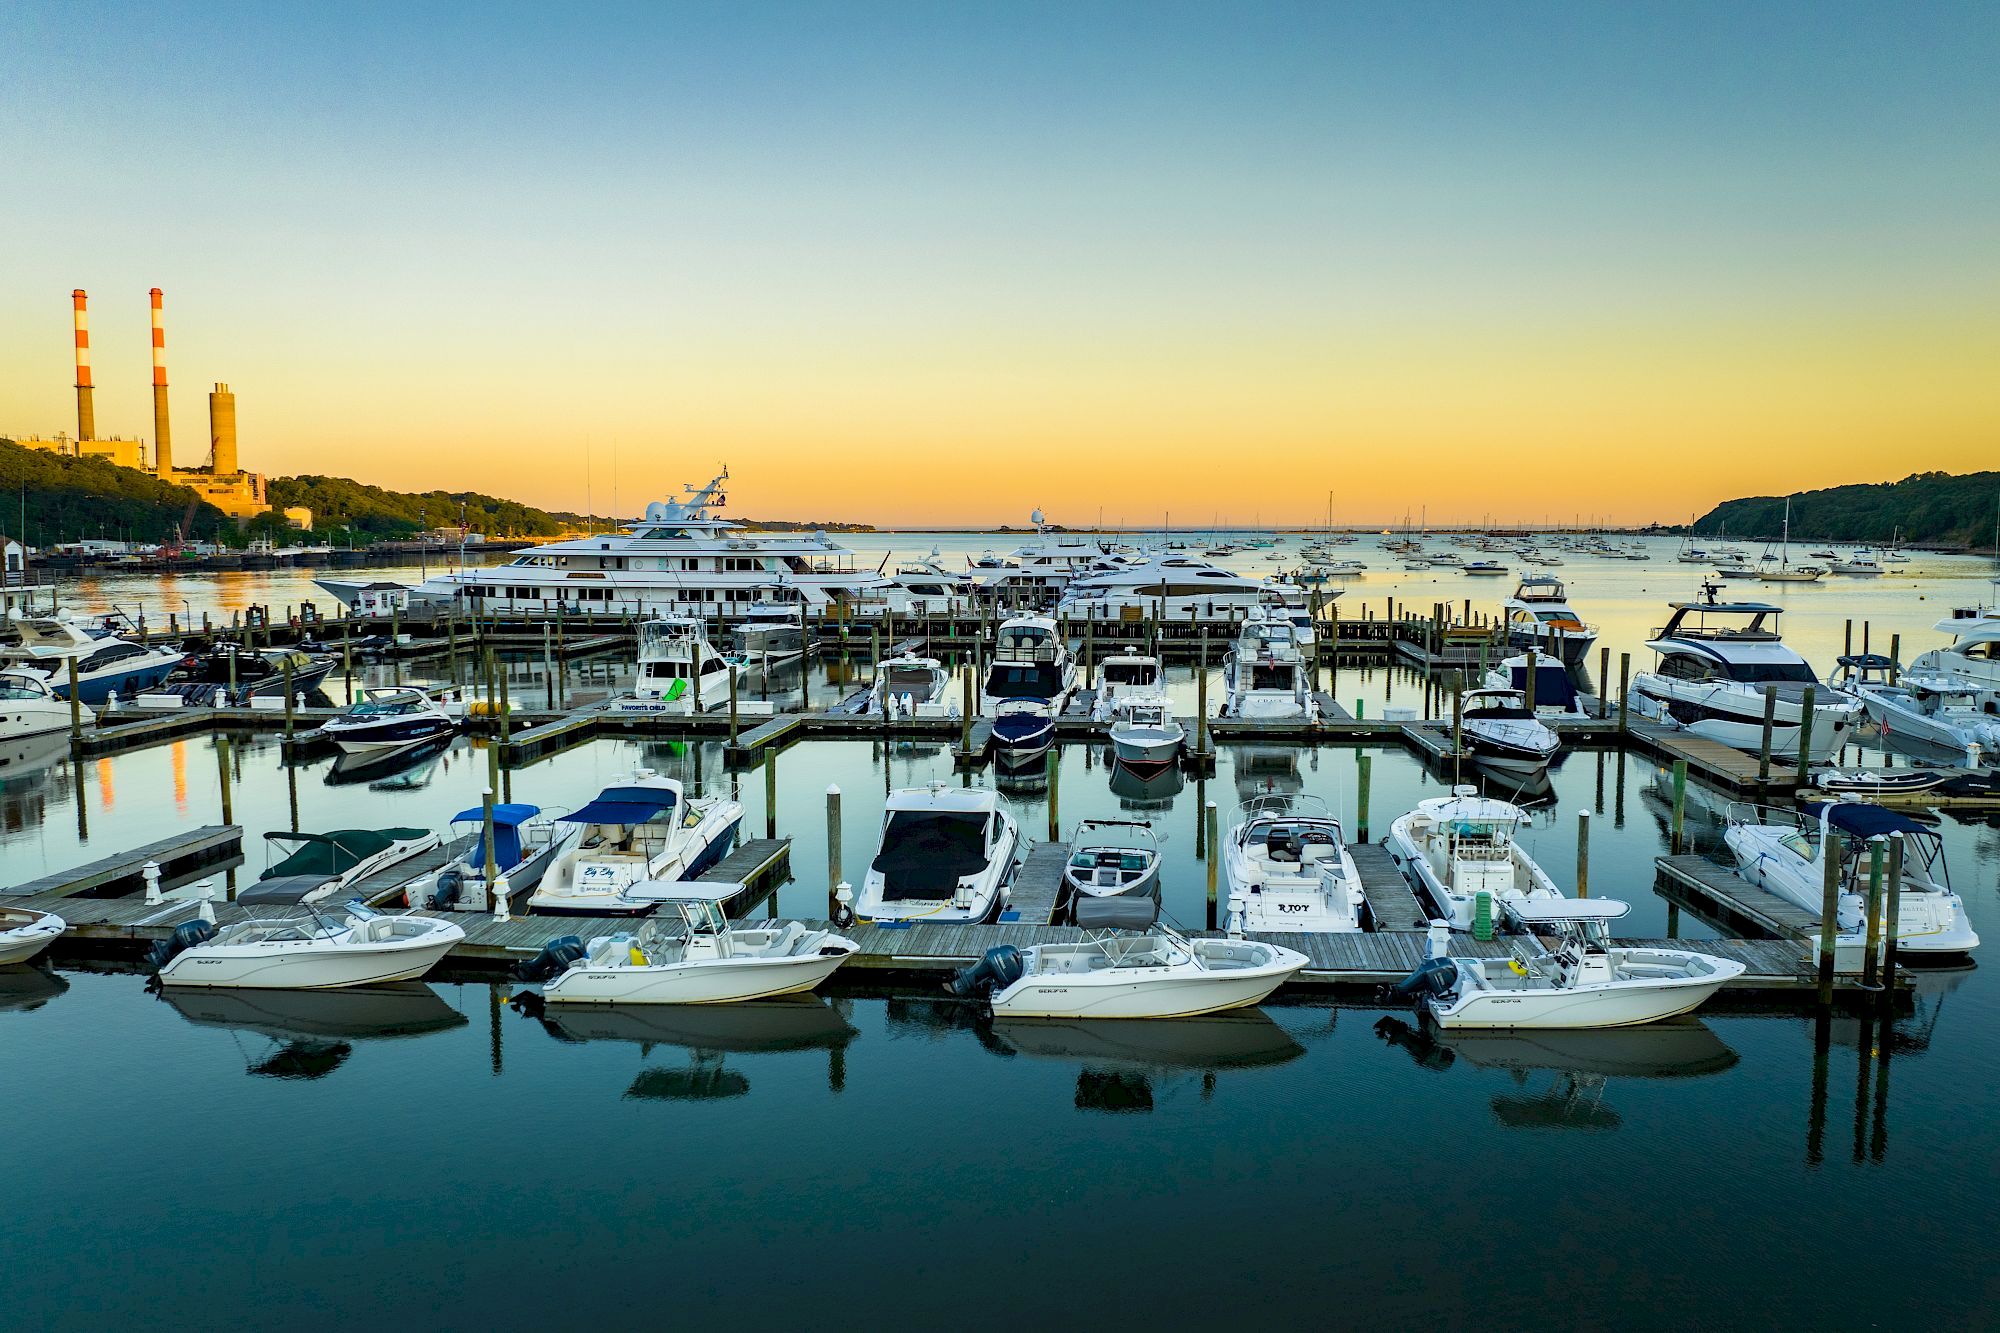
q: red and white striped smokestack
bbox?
[150,287,172,474]
[72,289,95,441]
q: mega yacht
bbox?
[1500,575,1598,666]
[315,470,904,620]
[971,513,1119,607]
[1630,583,1861,762]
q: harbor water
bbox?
[5,538,1997,1329]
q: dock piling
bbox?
[826,785,843,915]
[216,735,233,824]
[1817,830,1844,1005]
[1204,800,1219,930]
[1356,753,1372,843]
[1576,808,1590,898]
[1882,834,1903,981]
[1759,685,1777,783]
[67,658,82,746]
[764,748,777,839]
[1046,747,1062,840]
[282,659,295,739]
[1796,685,1817,776]
[1670,759,1687,853]
[1861,837,1886,988]
[1524,646,1538,713]
[1598,646,1610,718]
[1617,652,1631,735]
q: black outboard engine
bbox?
[428,866,465,911]
[1381,957,1458,1005]
[513,935,586,983]
[143,919,218,973]
[945,945,1024,999]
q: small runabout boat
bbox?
[313,686,457,753]
[1386,900,1743,1030]
[948,925,1306,1019]
[149,892,465,990]
[257,827,442,902]
[0,905,66,965]
[520,887,856,1005]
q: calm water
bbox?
[7,536,1999,1329]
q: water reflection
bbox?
[159,982,467,1080]
[0,963,69,1013]
[1106,754,1184,810]
[322,734,455,788]
[516,993,856,1099]
[1374,1015,1739,1131]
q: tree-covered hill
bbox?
[266,475,576,539]
[1694,471,2000,550]
[0,438,231,544]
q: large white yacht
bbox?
[980,614,1078,715]
[1055,554,1291,622]
[316,470,904,619]
[1219,607,1317,720]
[1500,575,1598,666]
[970,513,1122,606]
[1630,582,1860,762]
[1909,576,2000,708]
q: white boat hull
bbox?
[1428,956,1739,1030]
[544,949,853,1004]
[991,966,1298,1019]
[158,934,460,989]
[0,913,65,965]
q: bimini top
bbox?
[564,785,679,825]
[1804,802,1932,839]
[262,829,428,879]
[1507,898,1631,924]
[239,878,356,906]
[450,803,541,827]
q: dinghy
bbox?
[0,905,65,965]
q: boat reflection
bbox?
[1107,757,1184,810]
[977,1009,1306,1113]
[518,994,857,1100]
[1374,1015,1739,1131]
[159,982,467,1080]
[0,963,69,1013]
[323,733,454,788]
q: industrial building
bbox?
[13,289,273,523]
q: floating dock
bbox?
[3,826,242,900]
[1654,853,1822,941]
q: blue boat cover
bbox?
[1507,662,1579,711]
[562,786,677,825]
[451,803,540,827]
[1804,802,1930,838]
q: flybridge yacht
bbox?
[1501,575,1598,666]
[1909,576,2000,707]
[1631,583,1860,762]
[316,470,904,620]
[980,615,1078,715]
[887,550,977,612]
[970,512,1120,607]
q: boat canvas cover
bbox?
[1505,663,1579,711]
[452,804,541,871]
[1804,803,1931,839]
[871,811,990,901]
[563,787,677,826]
[239,876,351,905]
[262,829,427,879]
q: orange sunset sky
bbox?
[3,4,1995,527]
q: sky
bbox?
[2,1,1995,527]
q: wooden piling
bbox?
[1576,808,1590,898]
[216,735,234,824]
[1204,799,1219,927]
[1524,646,1538,713]
[67,658,82,746]
[826,785,843,914]
[282,659,295,739]
[1671,758,1687,853]
[1597,645,1611,719]
[1356,753,1371,843]
[1882,834,1903,981]
[1796,685,1817,775]
[1817,830,1844,1005]
[727,668,740,745]
[1617,652,1631,735]
[764,748,778,839]
[1046,748,1061,841]
[1861,837,1885,989]
[1758,685,1777,783]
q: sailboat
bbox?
[1756,497,1825,583]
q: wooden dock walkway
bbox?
[999,842,1069,925]
[1350,844,1432,931]
[1626,719,1798,792]
[1399,723,1464,764]
[1654,853,1821,940]
[3,826,243,900]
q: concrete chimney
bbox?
[72,289,95,441]
[150,287,171,475]
[209,383,237,475]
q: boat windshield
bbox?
[986,662,1062,699]
[0,675,49,700]
[1720,661,1820,685]
[349,696,424,716]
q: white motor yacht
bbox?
[1832,655,2000,765]
[318,470,906,620]
[1109,699,1185,774]
[730,601,807,667]
[1091,654,1165,718]
[1630,582,1861,762]
[1056,554,1284,622]
[412,802,581,912]
[0,617,180,704]
[0,905,65,965]
[1386,788,1568,931]
[1390,900,1743,1029]
[149,893,464,990]
[856,784,1020,924]
[1827,549,1885,577]
[1908,577,2000,707]
[1724,800,1978,956]
[948,925,1307,1019]
[888,550,977,613]
[0,669,75,741]
[526,888,857,1004]
[867,652,957,719]
[1220,607,1317,721]
[980,614,1077,715]
[528,771,743,916]
[613,618,738,715]
[1500,575,1598,666]
[1456,689,1561,772]
[1222,794,1365,933]
[313,687,457,754]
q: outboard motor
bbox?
[1381,957,1458,1005]
[143,919,218,973]
[513,935,586,984]
[945,945,1024,999]
[428,865,465,911]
